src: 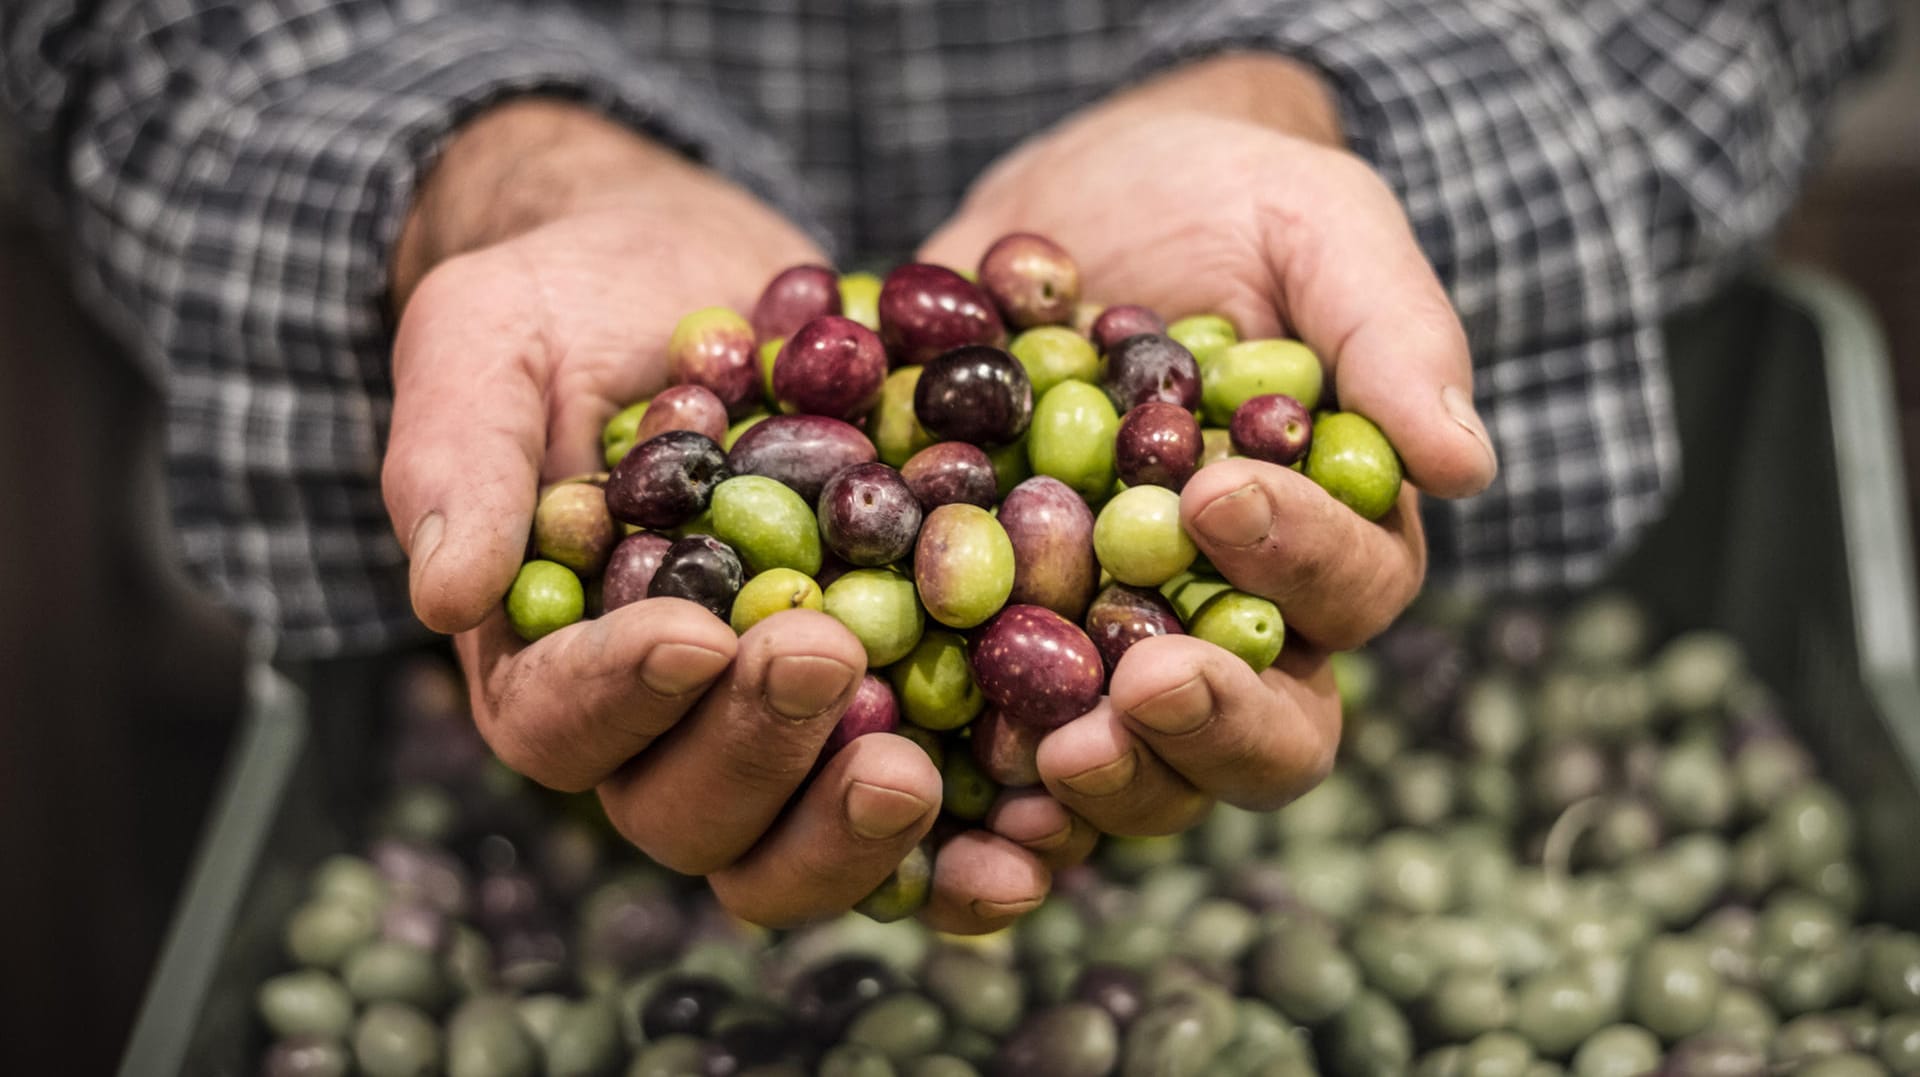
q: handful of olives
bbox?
[499,234,1405,920]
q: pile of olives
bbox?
[253,594,1920,1077]
[505,234,1402,899]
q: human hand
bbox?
[381,101,1065,930]
[920,54,1499,836]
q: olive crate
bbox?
[117,267,1920,1076]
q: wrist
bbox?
[1117,52,1343,147]
[392,98,692,307]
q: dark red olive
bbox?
[912,345,1033,447]
[1103,333,1200,412]
[1090,305,1166,354]
[602,532,674,613]
[970,604,1105,730]
[1228,393,1313,466]
[818,462,923,567]
[606,430,730,530]
[726,414,878,504]
[901,442,999,510]
[878,263,1006,366]
[971,708,1044,787]
[1113,401,1203,491]
[752,263,842,342]
[647,535,745,621]
[773,315,889,421]
[1084,584,1185,679]
[635,384,729,445]
[978,232,1080,329]
[998,476,1099,624]
[823,675,902,758]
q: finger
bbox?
[1107,634,1339,811]
[1258,153,1496,497]
[1034,701,1214,837]
[1181,456,1424,650]
[986,789,1100,871]
[455,597,737,792]
[383,258,552,634]
[597,609,865,876]
[708,733,941,928]
[921,830,1053,935]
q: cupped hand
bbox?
[381,101,1062,930]
[920,54,1500,836]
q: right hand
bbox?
[381,100,1077,930]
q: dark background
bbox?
[0,17,1914,1073]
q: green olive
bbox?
[1093,484,1197,587]
[1459,1031,1536,1077]
[923,948,1025,1036]
[1028,381,1120,500]
[1569,1024,1660,1077]
[1327,990,1413,1077]
[1767,784,1855,878]
[285,899,379,970]
[1011,326,1101,398]
[725,408,771,449]
[1513,968,1611,1057]
[258,969,356,1039]
[1629,936,1721,1043]
[824,568,925,667]
[1249,921,1359,1024]
[446,995,539,1077]
[1166,314,1238,366]
[603,400,649,468]
[840,271,884,331]
[1706,985,1778,1050]
[1186,590,1285,673]
[545,998,621,1077]
[1350,915,1439,1004]
[987,437,1033,499]
[855,844,934,924]
[710,475,821,576]
[941,749,998,822]
[1160,571,1232,623]
[1866,932,1920,1013]
[1304,412,1402,521]
[848,992,948,1062]
[1199,338,1322,425]
[354,1002,441,1077]
[1877,1013,1920,1073]
[1425,968,1514,1042]
[1369,829,1455,915]
[343,940,446,1011]
[890,629,985,731]
[506,560,585,643]
[729,567,825,634]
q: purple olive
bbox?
[261,1036,351,1077]
[1072,965,1149,1029]
[823,675,901,758]
[1103,333,1201,412]
[912,345,1033,447]
[1229,393,1313,466]
[999,476,1099,623]
[606,430,731,530]
[901,441,998,510]
[1090,305,1167,354]
[773,315,889,421]
[380,900,447,952]
[978,232,1080,329]
[1113,401,1203,491]
[818,462,924,567]
[636,383,730,445]
[726,414,878,504]
[878,263,1006,366]
[647,534,745,621]
[970,604,1105,730]
[667,307,760,417]
[752,263,843,342]
[1084,584,1185,680]
[971,708,1044,787]
[602,531,673,613]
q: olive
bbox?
[1114,400,1203,492]
[999,476,1101,622]
[1797,1054,1892,1077]
[1766,941,1864,1017]
[729,567,825,635]
[906,1057,981,1077]
[1083,583,1184,680]
[1704,986,1777,1050]
[915,504,1016,629]
[991,1003,1119,1077]
[1171,898,1260,972]
[879,264,1005,366]
[1369,829,1456,914]
[978,233,1080,328]
[872,366,939,467]
[607,430,731,530]
[1556,593,1650,667]
[1350,915,1439,1004]
[970,708,1044,787]
[1568,1024,1660,1077]
[601,531,673,613]
[603,401,650,467]
[914,345,1034,447]
[710,475,822,577]
[1866,932,1920,1012]
[1630,936,1721,1043]
[773,314,889,420]
[1103,333,1201,412]
[1774,1014,1856,1066]
[1732,735,1814,819]
[1093,484,1196,587]
[940,749,999,822]
[1654,738,1735,831]
[1190,803,1265,872]
[443,995,538,1077]
[921,948,1024,1036]
[1382,750,1458,829]
[1165,314,1238,366]
[343,940,446,1012]
[1278,842,1373,923]
[753,264,843,342]
[1529,738,1612,815]
[1123,993,1228,1077]
[1514,968,1612,1058]
[1425,968,1515,1042]
[824,568,925,667]
[1071,964,1148,1029]
[840,272,885,331]
[1303,411,1401,519]
[534,481,618,575]
[285,898,380,970]
[903,442,999,510]
[545,998,622,1077]
[1186,591,1285,674]
[1010,326,1101,398]
[1249,922,1360,1024]
[1027,380,1121,500]
[968,605,1104,730]
[1017,899,1088,962]
[1090,305,1167,353]
[647,534,745,621]
[726,414,879,505]
[790,957,904,1042]
[1766,784,1855,878]
[847,992,949,1062]
[258,969,356,1039]
[354,1003,441,1077]
[1328,991,1415,1076]
[505,560,585,643]
[1589,797,1663,866]
[1877,1013,1920,1072]
[1228,393,1314,466]
[1416,1046,1467,1077]
[1459,1031,1536,1077]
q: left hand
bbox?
[920,54,1499,837]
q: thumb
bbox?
[382,264,550,635]
[1266,160,1497,500]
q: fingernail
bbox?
[765,654,857,720]
[845,781,932,840]
[1126,675,1214,736]
[1441,385,1497,470]
[1059,750,1137,798]
[1192,485,1271,548]
[970,897,1044,920]
[639,642,731,696]
[408,512,445,573]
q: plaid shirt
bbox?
[2,0,1891,657]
